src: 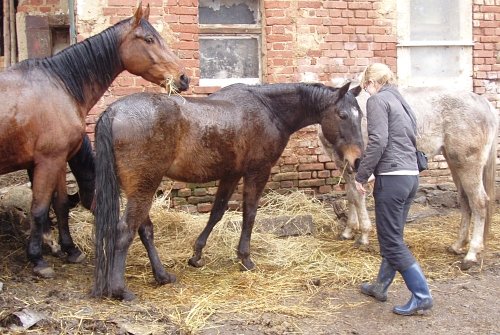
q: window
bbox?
[51,26,70,55]
[397,0,473,90]
[198,0,261,87]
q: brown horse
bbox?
[0,3,189,278]
[92,82,364,300]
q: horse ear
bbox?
[133,1,143,27]
[143,3,150,21]
[336,82,351,101]
[349,85,362,97]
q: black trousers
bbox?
[373,175,419,272]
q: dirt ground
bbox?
[0,171,499,335]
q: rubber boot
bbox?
[360,258,396,302]
[393,263,433,315]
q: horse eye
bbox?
[144,36,154,44]
[339,110,349,120]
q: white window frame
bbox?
[397,0,473,90]
[198,1,262,88]
[199,35,262,87]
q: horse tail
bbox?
[68,133,96,211]
[92,108,120,297]
[483,100,498,240]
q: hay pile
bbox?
[66,190,500,333]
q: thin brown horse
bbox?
[0,3,189,278]
[92,82,364,300]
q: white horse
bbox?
[320,87,498,270]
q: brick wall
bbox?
[17,0,68,14]
[81,0,498,212]
[472,0,500,186]
[9,0,498,212]
[472,0,500,105]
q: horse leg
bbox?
[447,158,487,270]
[341,177,372,246]
[28,167,63,257]
[189,176,240,267]
[28,163,64,278]
[458,178,487,270]
[68,133,96,211]
[354,193,371,246]
[340,201,358,241]
[138,215,176,285]
[448,183,472,255]
[52,168,85,263]
[238,171,270,271]
[107,197,151,300]
[340,176,358,240]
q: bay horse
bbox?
[0,3,189,278]
[92,82,364,300]
[320,87,498,270]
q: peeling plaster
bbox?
[297,33,323,54]
[76,0,109,38]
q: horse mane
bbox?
[14,18,161,105]
[298,83,338,114]
[247,83,335,111]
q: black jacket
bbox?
[355,85,418,184]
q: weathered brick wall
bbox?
[472,0,500,104]
[17,0,68,14]
[79,0,497,212]
[8,0,498,212]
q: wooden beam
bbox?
[9,0,16,64]
[3,0,10,67]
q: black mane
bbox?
[298,83,339,114]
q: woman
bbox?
[354,63,433,315]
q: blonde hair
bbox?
[360,63,397,88]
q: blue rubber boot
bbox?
[393,263,433,315]
[360,258,396,302]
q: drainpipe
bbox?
[68,0,76,45]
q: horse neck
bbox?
[41,24,125,114]
[257,84,320,132]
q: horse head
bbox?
[118,2,190,93]
[320,82,364,172]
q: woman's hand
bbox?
[355,180,366,195]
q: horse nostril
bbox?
[354,158,361,171]
[179,74,190,91]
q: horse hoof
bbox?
[188,257,205,268]
[34,265,55,278]
[121,291,136,301]
[358,244,374,253]
[338,234,352,241]
[113,289,136,301]
[157,273,177,285]
[447,245,465,255]
[460,260,477,271]
[67,251,86,263]
[239,259,255,271]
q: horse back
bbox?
[107,92,288,186]
[0,69,84,174]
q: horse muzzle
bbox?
[178,74,190,92]
[340,145,363,173]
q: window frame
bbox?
[198,0,263,87]
[396,0,473,90]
